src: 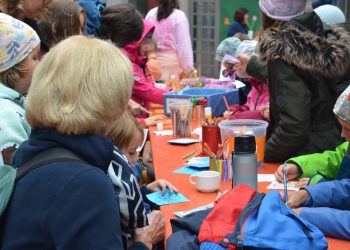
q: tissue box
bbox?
[163,88,239,116]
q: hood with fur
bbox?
[257,12,350,78]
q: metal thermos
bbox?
[232,134,258,190]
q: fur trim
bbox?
[257,26,350,78]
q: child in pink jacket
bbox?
[123,20,170,116]
[224,40,269,121]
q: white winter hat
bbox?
[314,4,346,25]
[334,85,350,124]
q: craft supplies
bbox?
[169,102,192,138]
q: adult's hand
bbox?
[275,163,301,182]
[134,211,166,248]
[128,99,150,116]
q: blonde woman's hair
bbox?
[25,35,133,136]
[110,111,144,150]
[0,57,29,89]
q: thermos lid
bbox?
[234,134,256,154]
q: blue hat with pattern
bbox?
[0,13,40,73]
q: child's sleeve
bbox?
[287,142,349,181]
[133,67,170,105]
[300,207,350,240]
[304,179,350,210]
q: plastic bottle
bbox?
[232,134,257,190]
[170,74,178,90]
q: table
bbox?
[149,125,350,249]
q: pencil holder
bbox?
[202,125,221,154]
[209,159,230,181]
[170,102,192,138]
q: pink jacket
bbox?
[123,21,169,114]
[229,78,269,120]
[145,7,193,70]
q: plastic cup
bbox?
[218,119,268,168]
[169,102,192,138]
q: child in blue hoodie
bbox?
[286,86,350,240]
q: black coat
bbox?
[248,12,350,162]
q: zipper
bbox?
[220,192,265,248]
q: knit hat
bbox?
[259,0,307,21]
[0,13,40,73]
[215,37,241,62]
[235,40,258,57]
[314,5,346,25]
[334,85,350,124]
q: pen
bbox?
[283,162,288,203]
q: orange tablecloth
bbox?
[149,125,350,249]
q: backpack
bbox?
[0,148,87,224]
[198,184,328,250]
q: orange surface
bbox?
[149,124,350,249]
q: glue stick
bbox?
[204,107,213,125]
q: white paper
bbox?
[153,130,173,136]
[258,174,277,183]
[234,80,246,89]
[266,181,299,191]
[168,138,201,145]
[192,127,202,141]
[136,129,148,152]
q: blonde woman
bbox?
[2,35,164,250]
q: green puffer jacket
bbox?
[287,142,349,185]
[247,12,350,163]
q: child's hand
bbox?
[275,163,301,182]
[223,111,232,119]
[144,115,167,127]
[223,110,233,120]
[147,179,178,194]
[295,178,309,188]
[285,189,309,209]
[234,54,251,78]
[260,102,269,120]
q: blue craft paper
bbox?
[174,166,208,174]
[186,157,210,168]
[146,189,189,206]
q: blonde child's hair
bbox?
[111,111,144,150]
[0,58,30,89]
[25,35,133,136]
[39,0,83,48]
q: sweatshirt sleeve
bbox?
[246,56,268,83]
[304,179,350,210]
[174,11,193,70]
[133,66,170,105]
[49,168,126,250]
[300,207,350,240]
[288,142,348,180]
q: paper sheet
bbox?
[186,157,210,168]
[146,189,189,206]
[174,166,208,175]
[136,129,148,152]
[153,130,173,136]
[267,181,299,191]
[258,174,277,183]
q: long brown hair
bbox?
[39,0,83,48]
[157,0,179,21]
[7,0,23,19]
[261,11,284,31]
